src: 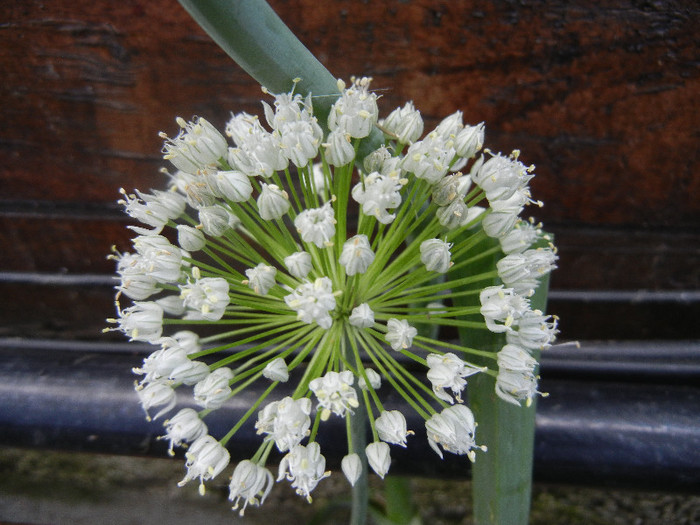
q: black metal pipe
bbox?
[0,339,698,491]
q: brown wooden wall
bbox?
[1,0,698,341]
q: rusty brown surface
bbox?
[1,0,698,339]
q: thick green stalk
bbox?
[452,234,550,525]
[178,0,337,118]
[177,0,383,154]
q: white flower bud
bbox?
[385,318,417,351]
[193,367,234,410]
[257,183,290,220]
[432,174,464,207]
[215,170,253,202]
[170,359,210,385]
[295,202,336,248]
[358,368,382,390]
[284,251,313,280]
[324,129,355,167]
[341,453,363,486]
[349,303,374,328]
[155,294,186,316]
[382,101,424,144]
[198,205,233,237]
[263,357,289,382]
[245,263,277,295]
[420,239,453,273]
[454,122,485,158]
[339,235,375,276]
[365,442,391,478]
[434,110,464,139]
[171,330,201,355]
[176,225,206,251]
[375,410,412,447]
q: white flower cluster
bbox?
[109,76,558,511]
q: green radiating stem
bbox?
[452,234,550,525]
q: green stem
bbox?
[452,232,551,525]
[177,0,384,156]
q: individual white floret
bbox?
[349,303,374,328]
[171,330,201,355]
[169,169,219,208]
[257,183,290,220]
[400,132,456,184]
[473,151,535,203]
[341,453,362,487]
[382,101,424,144]
[324,129,355,167]
[499,219,545,254]
[162,408,208,456]
[193,367,234,410]
[180,276,230,321]
[454,122,485,159]
[132,235,183,283]
[497,247,558,295]
[425,404,485,461]
[255,396,312,452]
[161,116,228,173]
[228,460,275,516]
[263,357,289,382]
[339,235,375,275]
[114,301,164,342]
[284,277,336,329]
[176,225,206,251]
[154,294,186,316]
[278,442,330,503]
[284,251,313,280]
[426,352,485,404]
[136,381,176,421]
[436,198,471,230]
[385,318,417,351]
[432,174,468,207]
[132,343,190,385]
[244,263,277,295]
[375,410,412,447]
[280,119,323,167]
[178,435,231,496]
[479,285,530,333]
[295,202,336,248]
[433,110,464,139]
[169,359,210,386]
[365,442,391,478]
[358,368,382,390]
[198,204,236,237]
[351,172,404,224]
[115,254,159,300]
[118,187,186,235]
[420,238,453,273]
[506,309,558,351]
[308,370,359,420]
[214,169,254,202]
[328,76,379,139]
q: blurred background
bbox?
[1,1,698,523]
